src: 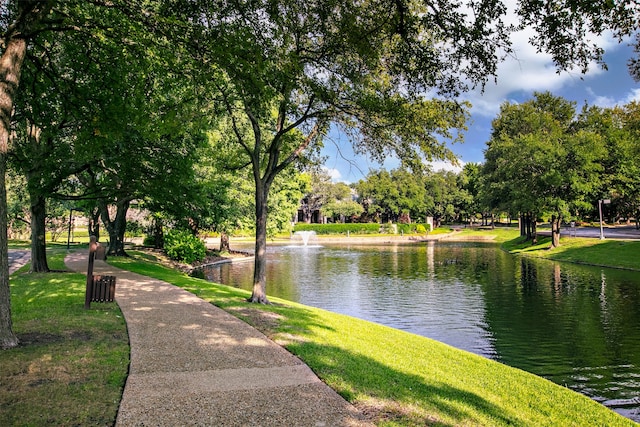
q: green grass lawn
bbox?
[454,226,520,242]
[109,251,634,426]
[502,234,640,271]
[1,249,128,426]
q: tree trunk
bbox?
[531,215,537,244]
[219,232,230,252]
[0,35,28,349]
[152,216,164,249]
[550,214,561,248]
[29,193,49,272]
[88,207,100,241]
[0,148,16,349]
[249,184,270,304]
[100,198,131,256]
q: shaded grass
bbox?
[7,240,30,249]
[1,249,129,427]
[110,251,633,426]
[503,235,640,271]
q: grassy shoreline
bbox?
[108,250,633,426]
[501,233,640,271]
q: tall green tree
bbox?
[578,103,640,227]
[423,170,471,226]
[483,93,606,247]
[161,0,510,303]
[321,182,363,223]
[356,169,403,223]
[0,0,54,349]
[154,0,639,303]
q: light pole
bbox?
[598,199,610,240]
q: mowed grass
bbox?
[503,235,640,271]
[110,251,633,426]
[454,226,520,242]
[1,249,128,426]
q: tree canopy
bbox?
[1,0,639,349]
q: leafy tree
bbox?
[483,93,607,247]
[579,103,640,227]
[152,0,639,303]
[614,102,640,226]
[322,199,364,223]
[356,170,402,223]
[298,169,334,224]
[321,182,363,223]
[162,0,501,303]
[423,170,471,226]
[0,0,54,349]
[459,163,486,225]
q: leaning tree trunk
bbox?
[29,192,49,272]
[0,35,28,350]
[249,184,270,304]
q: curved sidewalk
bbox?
[65,252,370,427]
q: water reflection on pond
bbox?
[199,242,640,422]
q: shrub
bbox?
[397,223,431,234]
[142,235,156,246]
[164,229,206,264]
[294,223,380,235]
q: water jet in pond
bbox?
[292,230,319,247]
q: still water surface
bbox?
[200,242,640,422]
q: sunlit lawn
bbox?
[503,234,640,271]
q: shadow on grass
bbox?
[219,298,522,425]
[285,340,522,426]
[3,268,128,427]
[108,252,515,425]
[502,236,552,253]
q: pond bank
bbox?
[109,252,636,426]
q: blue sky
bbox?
[321,32,640,184]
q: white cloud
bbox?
[623,88,640,104]
[321,166,342,182]
[428,160,465,173]
[462,26,618,118]
[587,87,617,108]
[582,86,640,108]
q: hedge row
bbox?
[293,222,431,235]
[293,223,380,235]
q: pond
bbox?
[199,242,640,422]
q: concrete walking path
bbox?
[64,251,370,427]
[8,249,30,274]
